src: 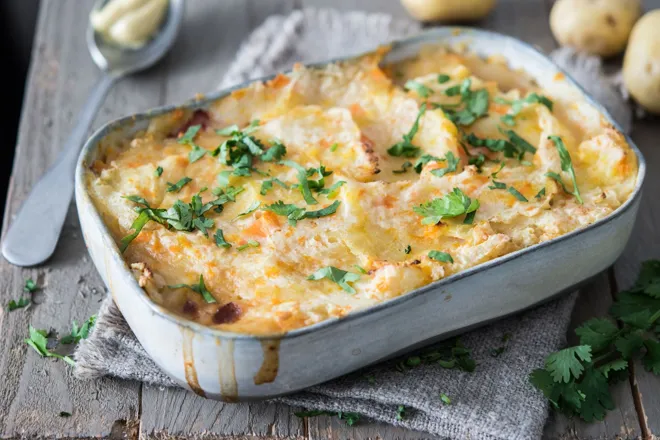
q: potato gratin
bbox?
[86,46,638,335]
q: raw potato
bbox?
[623,10,660,114]
[400,0,496,22]
[550,0,641,57]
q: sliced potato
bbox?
[623,10,660,114]
[550,0,641,57]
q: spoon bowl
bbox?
[87,0,185,75]
[1,0,185,267]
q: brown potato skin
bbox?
[550,0,641,57]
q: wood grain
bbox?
[1,0,656,438]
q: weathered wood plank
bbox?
[613,116,660,439]
[0,0,171,436]
[138,1,302,438]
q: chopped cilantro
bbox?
[154,166,163,177]
[430,151,460,178]
[166,177,192,193]
[318,181,346,198]
[489,180,507,190]
[414,188,479,225]
[535,187,546,199]
[294,410,361,426]
[414,154,441,173]
[428,251,454,263]
[393,161,413,174]
[24,278,38,293]
[25,326,75,366]
[260,140,287,162]
[178,125,201,144]
[547,135,583,204]
[237,240,260,251]
[330,143,339,152]
[60,315,97,344]
[234,201,261,219]
[189,145,207,163]
[280,160,318,205]
[307,266,361,294]
[214,229,231,248]
[388,103,426,158]
[260,178,289,195]
[169,275,216,303]
[396,405,408,420]
[437,74,451,84]
[8,297,30,311]
[440,393,452,405]
[441,79,489,126]
[507,186,528,202]
[264,200,340,226]
[353,265,368,274]
[404,80,432,98]
[404,245,411,254]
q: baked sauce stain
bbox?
[216,338,238,402]
[253,340,281,385]
[181,329,206,397]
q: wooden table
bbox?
[1,0,658,438]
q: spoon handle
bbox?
[2,73,117,267]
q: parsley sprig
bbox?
[530,260,660,421]
[414,188,479,225]
[216,121,286,177]
[60,315,97,344]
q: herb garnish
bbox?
[405,80,432,98]
[441,79,489,126]
[166,177,192,193]
[263,200,341,226]
[546,135,583,204]
[214,229,231,248]
[294,410,361,426]
[169,275,216,303]
[414,188,479,225]
[496,93,553,115]
[60,315,97,344]
[440,393,452,405]
[428,251,454,263]
[535,187,546,199]
[237,240,260,251]
[388,103,426,158]
[437,74,451,84]
[235,201,261,219]
[177,125,208,163]
[530,260,660,421]
[395,337,476,372]
[260,178,289,195]
[25,326,75,366]
[393,161,413,174]
[308,266,361,294]
[216,121,285,176]
[154,166,163,177]
[404,245,412,255]
[8,298,30,311]
[24,278,38,293]
[354,265,368,274]
[430,151,460,178]
[280,160,318,204]
[414,154,441,173]
[318,181,346,198]
[507,186,528,202]
[396,405,408,420]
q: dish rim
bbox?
[76,26,647,342]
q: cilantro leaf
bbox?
[318,181,346,197]
[8,297,30,311]
[237,240,260,251]
[280,160,318,205]
[631,260,660,298]
[169,275,216,303]
[214,229,231,248]
[260,140,287,162]
[404,80,432,98]
[178,125,201,144]
[294,410,361,426]
[643,340,660,374]
[548,136,582,204]
[413,188,479,225]
[489,180,507,190]
[545,345,592,383]
[507,186,528,202]
[428,251,453,263]
[430,152,459,178]
[24,278,38,293]
[440,393,451,405]
[189,145,207,163]
[396,405,408,420]
[308,266,361,294]
[598,359,629,379]
[576,367,615,422]
[437,74,451,84]
[388,103,426,158]
[119,210,152,252]
[166,177,192,193]
[465,133,517,158]
[535,187,546,199]
[414,154,441,173]
[234,201,261,219]
[260,178,289,195]
[154,166,163,177]
[24,326,75,366]
[575,318,619,352]
[60,315,97,344]
[502,129,537,155]
[392,161,413,174]
[614,330,645,358]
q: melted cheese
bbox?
[86,46,638,335]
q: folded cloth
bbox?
[75,8,630,440]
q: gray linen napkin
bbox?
[75,8,631,440]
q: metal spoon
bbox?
[1,0,184,267]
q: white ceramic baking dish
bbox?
[75,27,646,400]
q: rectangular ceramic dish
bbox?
[75,27,646,400]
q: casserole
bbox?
[75,27,646,400]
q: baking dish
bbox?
[75,27,646,400]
